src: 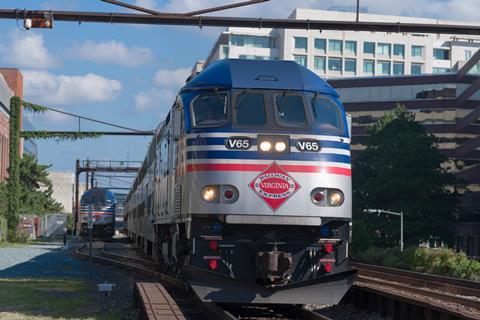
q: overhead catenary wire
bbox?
[31,105,154,133]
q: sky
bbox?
[0,0,479,187]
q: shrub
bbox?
[354,246,480,281]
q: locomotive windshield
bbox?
[188,89,345,133]
[235,92,266,126]
[191,92,228,127]
[274,93,308,127]
[80,190,115,206]
[310,94,343,132]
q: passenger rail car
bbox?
[80,188,116,238]
[125,59,356,304]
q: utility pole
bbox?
[363,209,404,252]
[74,159,80,236]
[356,0,360,22]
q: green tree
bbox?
[352,105,459,249]
[0,155,63,219]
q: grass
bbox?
[0,278,122,320]
[0,241,28,248]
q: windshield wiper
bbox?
[235,88,250,108]
[312,92,319,119]
[276,90,289,117]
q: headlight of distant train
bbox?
[201,186,219,202]
[259,141,272,152]
[328,190,344,206]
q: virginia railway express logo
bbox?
[249,162,301,211]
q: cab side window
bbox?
[311,95,342,132]
[191,93,228,127]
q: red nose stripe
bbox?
[186,163,351,176]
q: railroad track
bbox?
[75,242,332,320]
[351,262,480,320]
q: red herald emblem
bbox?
[249,162,301,211]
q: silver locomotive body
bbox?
[126,59,356,304]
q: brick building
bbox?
[0,68,23,182]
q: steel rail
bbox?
[2,9,480,35]
[351,262,480,292]
[76,245,333,320]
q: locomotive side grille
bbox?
[174,185,182,215]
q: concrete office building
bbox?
[48,172,75,214]
[205,9,480,78]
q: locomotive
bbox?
[80,188,116,238]
[125,59,356,304]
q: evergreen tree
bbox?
[352,105,459,249]
[0,155,63,219]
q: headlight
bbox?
[275,141,287,152]
[201,186,218,202]
[328,190,344,206]
[259,141,272,152]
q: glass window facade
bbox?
[345,58,356,73]
[314,38,326,52]
[433,67,451,74]
[412,45,424,57]
[314,56,326,72]
[294,37,308,50]
[239,55,270,60]
[393,62,404,75]
[377,43,391,57]
[294,55,307,67]
[393,44,405,57]
[230,35,275,48]
[345,41,357,55]
[222,45,229,58]
[328,57,342,71]
[411,63,423,74]
[376,61,391,75]
[433,48,450,60]
[363,60,374,75]
[329,40,343,53]
[364,42,375,54]
[465,50,473,60]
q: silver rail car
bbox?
[126,59,356,304]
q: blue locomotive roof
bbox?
[182,59,338,97]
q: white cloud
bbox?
[70,40,153,67]
[23,71,122,106]
[0,31,57,69]
[134,67,190,112]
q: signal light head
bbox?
[208,259,218,270]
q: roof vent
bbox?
[255,75,278,81]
